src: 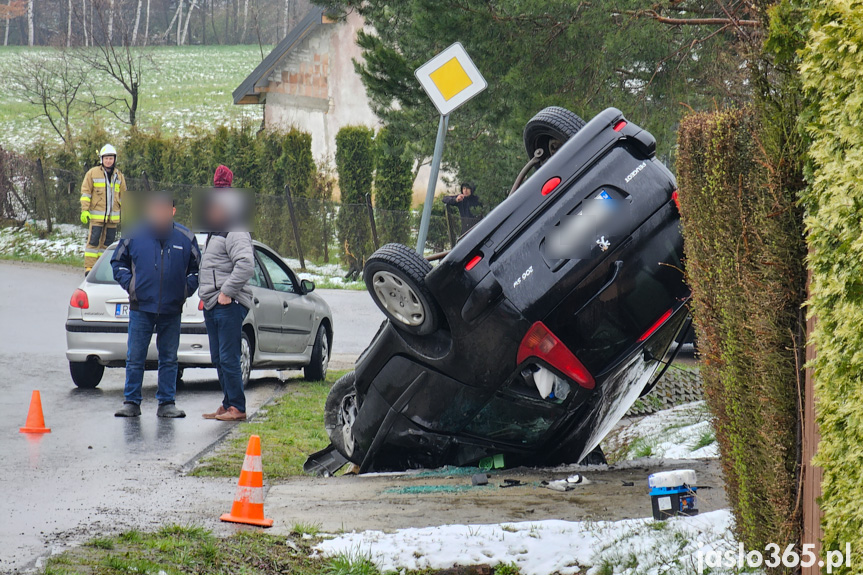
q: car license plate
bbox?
[115,303,130,318]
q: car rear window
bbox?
[546,206,687,373]
[88,248,118,284]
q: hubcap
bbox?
[340,392,358,456]
[372,271,425,326]
[241,336,251,387]
[320,331,329,374]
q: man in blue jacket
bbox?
[111,193,201,418]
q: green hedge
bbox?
[801,1,863,565]
[374,127,413,245]
[335,125,375,268]
[677,108,806,557]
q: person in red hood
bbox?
[214,165,233,188]
[201,164,253,421]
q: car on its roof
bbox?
[65,238,333,388]
[306,107,691,475]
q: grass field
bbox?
[191,370,348,479]
[0,45,271,152]
[40,525,390,575]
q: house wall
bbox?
[262,11,378,162]
[259,11,447,205]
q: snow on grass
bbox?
[315,510,753,575]
[604,401,718,463]
[0,223,85,264]
[0,46,267,151]
[282,257,365,290]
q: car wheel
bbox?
[69,359,104,389]
[324,371,362,462]
[304,324,329,381]
[363,243,440,336]
[523,106,586,161]
[241,330,252,389]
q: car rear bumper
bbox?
[65,319,212,366]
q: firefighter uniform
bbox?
[81,164,125,271]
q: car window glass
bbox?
[464,384,565,445]
[257,250,294,293]
[88,249,118,284]
[249,256,266,288]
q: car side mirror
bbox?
[301,279,315,294]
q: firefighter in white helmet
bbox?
[80,144,126,273]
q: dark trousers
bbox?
[124,310,181,405]
[204,302,249,412]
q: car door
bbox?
[255,247,316,354]
[248,253,284,354]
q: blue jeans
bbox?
[124,310,182,405]
[204,302,249,412]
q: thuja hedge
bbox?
[335,125,375,267]
[801,1,863,564]
[676,109,806,556]
[374,127,414,245]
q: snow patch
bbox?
[315,510,748,575]
[605,401,719,461]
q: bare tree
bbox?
[142,0,148,44]
[8,49,87,144]
[180,0,198,45]
[1,0,26,46]
[80,0,87,45]
[107,0,114,41]
[131,0,141,44]
[75,9,154,126]
[25,0,32,45]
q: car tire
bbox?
[241,330,252,389]
[304,324,329,381]
[523,106,586,161]
[69,359,104,389]
[324,371,363,463]
[363,243,440,336]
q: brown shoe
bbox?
[214,407,246,421]
[203,406,228,420]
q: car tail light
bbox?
[672,190,681,211]
[517,322,595,389]
[638,309,673,342]
[198,299,205,311]
[465,254,483,271]
[70,289,89,309]
[541,177,561,196]
[613,120,627,132]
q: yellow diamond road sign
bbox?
[416,42,487,116]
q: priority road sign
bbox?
[415,42,487,117]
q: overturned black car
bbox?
[306,107,691,475]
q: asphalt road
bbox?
[0,261,381,572]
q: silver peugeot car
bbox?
[65,238,333,388]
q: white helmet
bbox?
[99,144,117,159]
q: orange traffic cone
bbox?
[220,435,273,527]
[19,390,51,434]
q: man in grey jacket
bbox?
[198,181,255,421]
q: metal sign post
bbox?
[413,42,486,255]
[416,114,449,253]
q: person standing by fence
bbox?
[442,182,481,234]
[80,144,125,274]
